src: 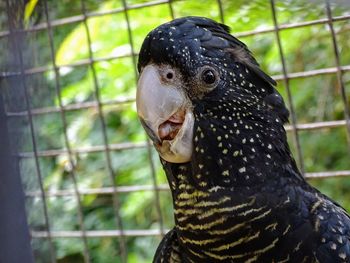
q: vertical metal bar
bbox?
[120,0,138,82]
[325,0,350,150]
[4,1,56,262]
[146,141,165,236]
[42,1,91,262]
[0,84,35,263]
[120,0,165,238]
[79,0,127,261]
[270,0,305,173]
[168,0,175,19]
[217,0,225,23]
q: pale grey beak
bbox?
[136,64,194,163]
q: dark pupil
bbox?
[166,72,173,79]
[202,70,216,84]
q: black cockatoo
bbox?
[136,16,350,263]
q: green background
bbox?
[1,0,349,262]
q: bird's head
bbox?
[136,17,291,178]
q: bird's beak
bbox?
[136,64,194,163]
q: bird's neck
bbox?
[182,112,299,186]
[161,105,303,239]
[162,122,302,203]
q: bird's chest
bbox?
[173,188,268,250]
[172,187,317,262]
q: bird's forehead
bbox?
[138,20,228,75]
[140,28,201,72]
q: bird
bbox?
[135,16,350,263]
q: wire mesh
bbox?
[1,0,349,262]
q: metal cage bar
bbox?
[0,0,172,39]
[3,64,350,120]
[146,140,166,236]
[325,0,350,149]
[217,0,225,24]
[270,0,305,173]
[1,11,350,79]
[25,168,350,198]
[79,0,128,261]
[42,0,92,261]
[167,0,175,19]
[29,167,350,240]
[1,2,350,40]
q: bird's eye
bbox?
[201,69,216,85]
[166,72,173,80]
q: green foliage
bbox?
[24,0,39,24]
[17,0,350,262]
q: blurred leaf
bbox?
[24,0,39,24]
